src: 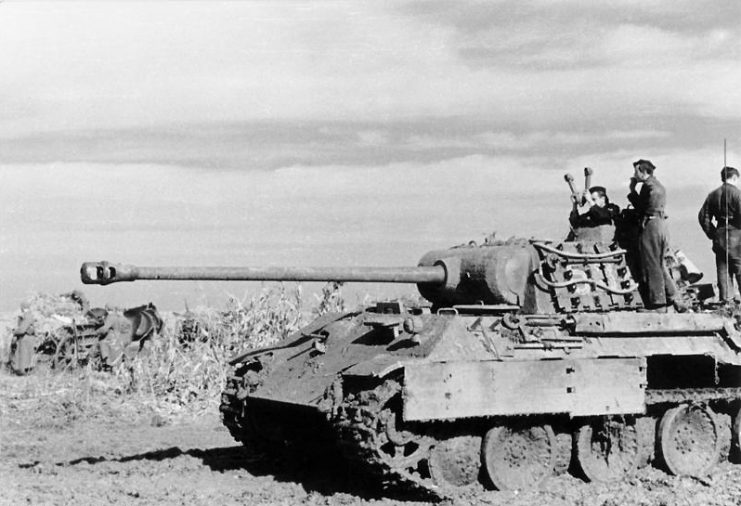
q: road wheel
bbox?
[428,435,481,490]
[575,416,639,482]
[481,421,556,490]
[658,404,721,476]
[52,336,78,370]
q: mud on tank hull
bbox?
[220,302,741,496]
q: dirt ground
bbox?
[1,312,741,506]
[1,369,740,506]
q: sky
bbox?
[1,1,741,311]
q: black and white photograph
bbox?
[1,2,740,505]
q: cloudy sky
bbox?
[1,1,740,310]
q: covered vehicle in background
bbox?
[8,291,162,374]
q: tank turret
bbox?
[81,235,640,313]
[78,246,529,309]
[82,243,537,309]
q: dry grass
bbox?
[1,364,149,432]
[113,284,308,415]
[2,283,348,425]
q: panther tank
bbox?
[80,178,741,496]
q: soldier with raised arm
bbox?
[565,168,621,243]
[628,159,682,312]
[698,166,741,303]
[569,186,621,229]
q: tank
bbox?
[79,172,741,496]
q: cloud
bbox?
[1,115,736,176]
[1,147,735,310]
[1,1,740,315]
[356,130,390,147]
[0,2,459,133]
[407,129,671,151]
[400,1,741,119]
[2,1,739,140]
[405,1,741,41]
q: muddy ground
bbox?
[2,312,741,506]
[1,369,740,506]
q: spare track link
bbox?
[331,379,443,498]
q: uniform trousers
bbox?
[638,218,677,307]
[713,227,741,301]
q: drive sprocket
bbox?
[331,378,443,496]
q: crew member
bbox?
[698,166,741,302]
[628,159,680,312]
[569,186,621,228]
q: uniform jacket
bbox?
[569,203,621,228]
[698,183,741,240]
[628,176,666,217]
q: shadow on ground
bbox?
[40,445,396,501]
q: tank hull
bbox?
[221,303,741,495]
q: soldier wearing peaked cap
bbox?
[698,166,741,302]
[628,159,682,312]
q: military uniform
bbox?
[628,175,677,308]
[97,311,134,366]
[698,182,741,300]
[10,314,39,374]
[569,202,621,228]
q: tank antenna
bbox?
[724,138,730,301]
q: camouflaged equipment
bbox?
[9,296,162,374]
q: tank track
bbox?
[330,379,443,497]
[219,374,741,497]
[646,387,741,405]
[220,371,340,455]
[220,374,254,447]
[647,387,741,462]
[328,383,741,496]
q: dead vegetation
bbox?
[1,283,347,425]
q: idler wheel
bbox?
[658,404,721,476]
[428,435,481,490]
[575,417,640,482]
[481,422,556,491]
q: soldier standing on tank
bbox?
[628,159,681,312]
[698,166,741,303]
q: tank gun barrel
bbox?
[80,261,447,286]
